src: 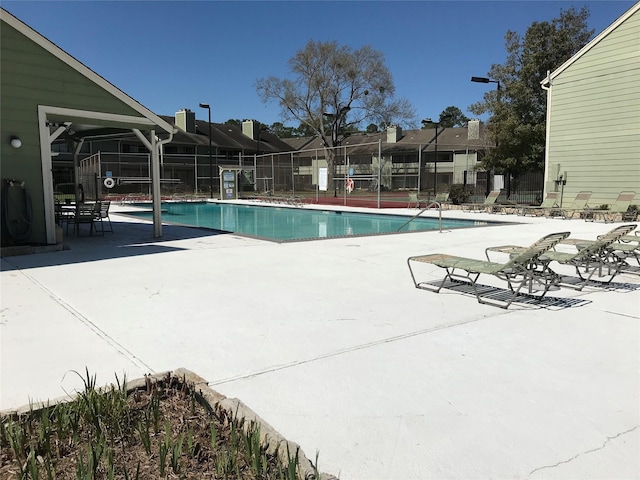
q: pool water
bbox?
[127,202,497,241]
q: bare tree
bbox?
[256,40,415,188]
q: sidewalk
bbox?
[1,205,638,479]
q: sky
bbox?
[2,0,636,128]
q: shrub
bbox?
[448,184,474,205]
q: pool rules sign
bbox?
[318,167,328,191]
[220,169,238,200]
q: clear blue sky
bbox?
[3,0,636,127]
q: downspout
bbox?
[541,70,552,203]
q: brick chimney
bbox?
[242,120,261,140]
[386,125,403,143]
[175,109,196,133]
[468,119,480,140]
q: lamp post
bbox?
[322,105,350,197]
[421,118,442,198]
[199,103,214,198]
[471,76,501,196]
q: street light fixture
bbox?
[199,103,214,198]
[471,76,501,90]
[471,76,501,196]
[422,118,443,198]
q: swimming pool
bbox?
[126,202,499,242]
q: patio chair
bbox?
[71,202,101,236]
[486,224,637,291]
[584,191,636,223]
[556,191,593,219]
[434,192,449,205]
[407,192,421,208]
[94,200,113,234]
[407,231,571,309]
[520,192,560,217]
[461,190,501,213]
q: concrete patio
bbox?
[1,203,638,479]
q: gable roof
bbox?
[282,125,489,155]
[0,7,174,135]
[547,2,640,82]
[156,115,294,153]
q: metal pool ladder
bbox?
[397,202,443,233]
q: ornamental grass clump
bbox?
[0,370,310,479]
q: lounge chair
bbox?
[616,232,640,267]
[486,224,637,291]
[520,192,560,217]
[461,190,501,213]
[584,191,636,223]
[556,191,592,219]
[559,225,640,271]
[407,231,571,309]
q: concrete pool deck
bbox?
[1,203,639,479]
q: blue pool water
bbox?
[126,202,497,241]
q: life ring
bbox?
[345,178,354,193]
[103,177,115,189]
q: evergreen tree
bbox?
[469,7,593,174]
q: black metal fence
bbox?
[52,146,545,206]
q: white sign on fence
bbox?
[318,167,328,191]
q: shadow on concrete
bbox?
[0,220,228,271]
[421,278,594,310]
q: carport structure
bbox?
[1,8,176,244]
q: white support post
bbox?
[134,128,162,238]
[150,132,162,238]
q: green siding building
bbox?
[542,2,640,208]
[1,8,174,246]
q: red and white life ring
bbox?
[345,178,354,193]
[103,177,115,189]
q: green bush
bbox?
[448,184,474,205]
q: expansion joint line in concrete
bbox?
[12,266,154,373]
[208,315,492,387]
[528,425,640,477]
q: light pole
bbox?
[471,76,501,196]
[322,105,350,197]
[422,118,441,198]
[199,103,214,198]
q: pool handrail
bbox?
[398,202,442,233]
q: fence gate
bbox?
[79,153,102,201]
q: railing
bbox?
[398,202,442,233]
